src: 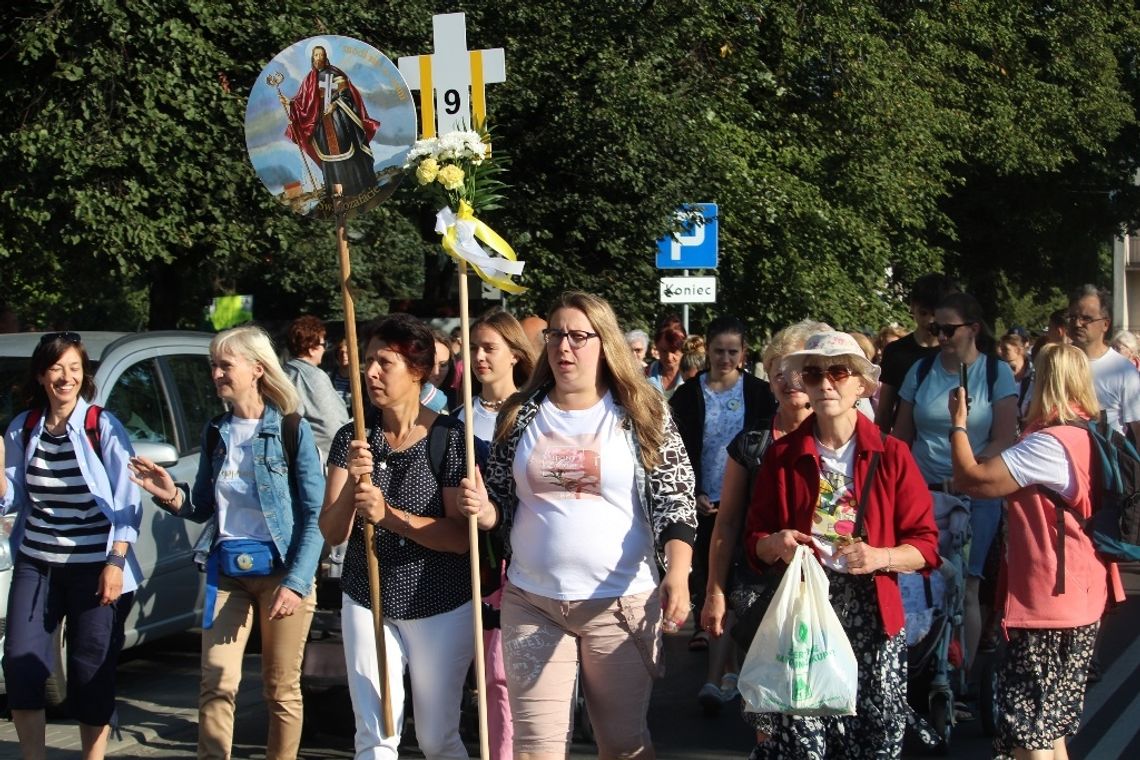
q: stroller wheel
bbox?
[929,693,952,754]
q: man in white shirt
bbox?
[1067,284,1140,440]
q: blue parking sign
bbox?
[656,203,718,270]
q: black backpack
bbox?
[1039,413,1140,593]
[374,411,502,596]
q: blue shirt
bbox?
[699,374,745,502]
[2,397,143,592]
[899,354,1017,483]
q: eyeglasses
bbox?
[543,329,599,350]
[39,331,82,346]
[929,322,972,338]
[1067,313,1107,327]
[798,364,855,386]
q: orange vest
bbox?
[1003,425,1108,629]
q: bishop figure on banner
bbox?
[283,44,380,198]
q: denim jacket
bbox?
[2,397,143,593]
[173,404,325,597]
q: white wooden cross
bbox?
[398,13,506,138]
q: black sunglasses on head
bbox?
[38,331,82,346]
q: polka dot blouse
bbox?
[329,415,471,620]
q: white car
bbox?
[0,331,223,699]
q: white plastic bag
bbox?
[738,545,858,716]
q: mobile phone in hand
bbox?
[959,361,972,409]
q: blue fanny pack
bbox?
[203,539,279,629]
[217,539,278,577]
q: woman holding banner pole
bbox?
[321,314,473,760]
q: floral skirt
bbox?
[992,622,1098,758]
[748,571,907,760]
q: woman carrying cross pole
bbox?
[321,314,474,760]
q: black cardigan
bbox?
[668,371,777,498]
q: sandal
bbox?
[688,630,710,651]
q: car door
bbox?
[98,338,221,645]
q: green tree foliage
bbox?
[1,1,1137,337]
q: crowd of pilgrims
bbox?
[2,275,1132,760]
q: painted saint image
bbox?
[282,45,379,199]
[245,36,416,220]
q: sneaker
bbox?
[698,682,724,716]
[720,673,740,701]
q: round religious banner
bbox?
[245,36,416,220]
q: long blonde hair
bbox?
[472,308,538,388]
[495,291,667,469]
[211,325,300,415]
[1025,343,1100,428]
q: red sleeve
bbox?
[888,439,941,570]
[744,448,782,572]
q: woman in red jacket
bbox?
[744,331,940,759]
[949,343,1115,760]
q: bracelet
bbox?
[886,547,893,573]
[383,507,412,535]
[106,553,127,570]
[708,592,725,597]
[949,425,968,439]
[156,489,180,509]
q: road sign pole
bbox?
[682,269,690,334]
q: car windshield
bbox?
[0,357,100,431]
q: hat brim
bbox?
[781,350,881,398]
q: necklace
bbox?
[377,423,420,470]
[480,397,506,411]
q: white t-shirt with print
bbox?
[216,416,273,543]
[811,436,858,573]
[507,392,658,600]
[1089,348,1140,435]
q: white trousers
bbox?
[341,594,474,760]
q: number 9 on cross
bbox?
[444,89,461,115]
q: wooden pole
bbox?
[458,261,490,760]
[335,189,395,738]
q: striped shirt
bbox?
[19,431,111,565]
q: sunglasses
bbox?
[929,322,972,338]
[38,331,82,346]
[798,364,855,386]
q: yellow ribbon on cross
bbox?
[435,200,526,294]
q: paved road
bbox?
[4,567,1140,758]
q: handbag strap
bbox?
[852,438,884,540]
